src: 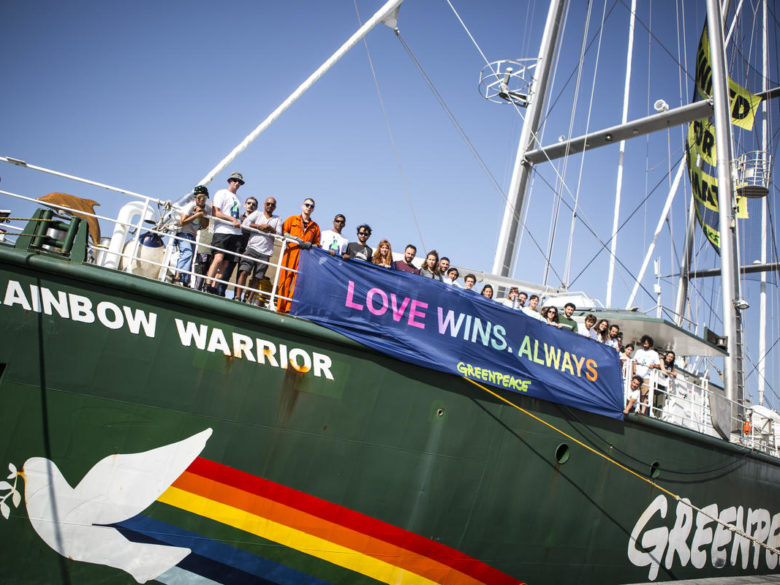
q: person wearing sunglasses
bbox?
[216,196,259,297]
[542,306,563,329]
[321,214,348,256]
[345,224,373,261]
[277,197,321,312]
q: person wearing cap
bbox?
[174,185,211,286]
[205,172,244,294]
[320,214,348,256]
[277,197,321,312]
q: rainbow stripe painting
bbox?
[115,457,522,585]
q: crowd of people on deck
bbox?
[172,174,483,308]
[173,174,679,416]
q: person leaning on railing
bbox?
[235,197,281,303]
[277,197,321,313]
[653,349,677,411]
[204,172,245,295]
[174,185,211,286]
[624,375,644,414]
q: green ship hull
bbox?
[1,242,780,585]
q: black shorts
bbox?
[211,233,244,260]
[238,248,270,280]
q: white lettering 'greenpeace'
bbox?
[174,319,334,380]
[629,495,780,580]
[2,280,157,337]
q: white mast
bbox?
[178,0,404,205]
[758,0,768,405]
[605,0,637,307]
[705,0,744,406]
[491,0,567,277]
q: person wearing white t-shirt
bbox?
[633,335,661,378]
[501,287,521,309]
[205,172,244,294]
[624,375,644,414]
[320,214,349,255]
[444,267,462,287]
[522,294,545,321]
[578,313,599,339]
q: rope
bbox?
[352,2,427,253]
[393,30,568,283]
[562,402,749,476]
[394,27,572,284]
[441,0,580,282]
[565,0,610,287]
[462,376,780,556]
[441,0,646,291]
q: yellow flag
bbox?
[695,28,761,130]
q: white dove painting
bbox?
[1,428,213,583]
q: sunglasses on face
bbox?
[303,202,314,208]
[359,231,370,236]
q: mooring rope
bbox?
[463,376,780,556]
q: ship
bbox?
[1,1,779,584]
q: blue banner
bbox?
[291,248,624,419]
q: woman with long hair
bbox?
[480,284,494,299]
[419,250,442,281]
[660,350,677,378]
[371,239,393,268]
[543,306,563,328]
[595,319,610,343]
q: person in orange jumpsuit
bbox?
[277,197,321,312]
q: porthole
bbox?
[555,443,570,464]
[649,461,661,479]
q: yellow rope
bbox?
[462,376,780,555]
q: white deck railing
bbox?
[621,359,779,457]
[0,189,298,309]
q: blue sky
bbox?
[2,0,778,403]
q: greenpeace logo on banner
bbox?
[455,362,531,393]
[292,249,624,419]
